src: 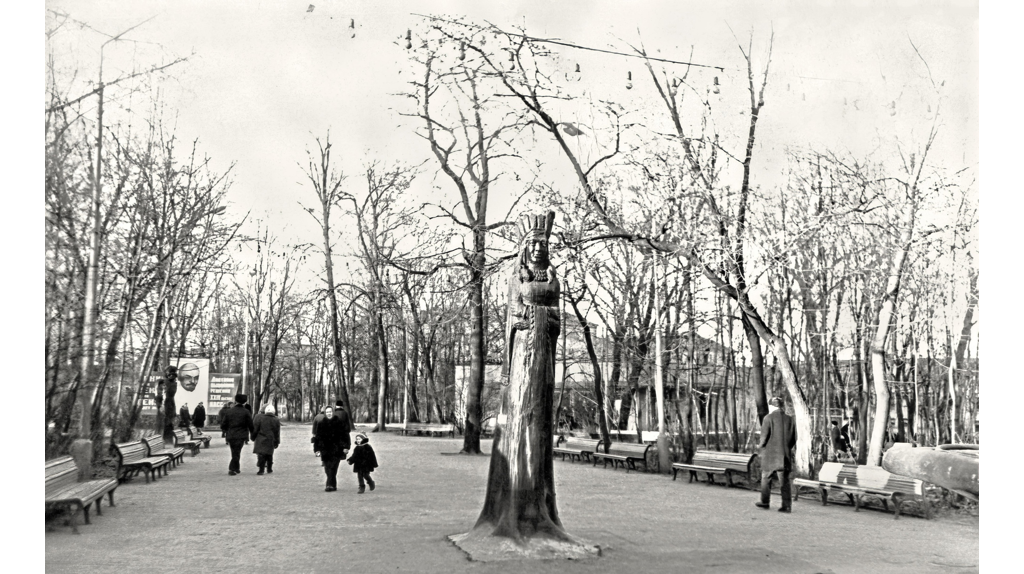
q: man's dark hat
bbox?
[234,393,248,405]
[335,400,345,408]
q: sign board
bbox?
[139,358,213,417]
[208,373,241,413]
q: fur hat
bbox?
[264,405,275,415]
[234,393,247,405]
[354,433,368,445]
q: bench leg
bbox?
[108,490,116,507]
[892,496,902,520]
[705,473,715,486]
[95,498,102,516]
[143,468,151,484]
[67,504,82,535]
[725,472,734,488]
[853,494,861,512]
[82,502,91,524]
[820,487,829,506]
[672,468,678,481]
[688,470,696,483]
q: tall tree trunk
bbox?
[462,241,487,453]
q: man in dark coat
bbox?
[314,405,351,491]
[756,396,797,512]
[192,402,207,429]
[179,403,191,428]
[252,404,281,475]
[218,401,234,437]
[220,394,255,476]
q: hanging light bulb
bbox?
[508,50,514,62]
[459,42,465,61]
[350,18,355,29]
[575,63,580,73]
[712,76,720,94]
[405,29,412,50]
[625,70,632,90]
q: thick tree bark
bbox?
[462,242,487,453]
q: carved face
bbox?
[527,238,548,267]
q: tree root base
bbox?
[448,528,600,562]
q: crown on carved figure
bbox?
[517,211,555,244]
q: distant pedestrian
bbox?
[828,420,848,460]
[179,403,191,428]
[252,404,281,475]
[192,402,207,429]
[218,401,234,437]
[313,405,351,492]
[220,394,255,476]
[755,397,797,513]
[347,432,378,494]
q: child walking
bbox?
[347,433,378,493]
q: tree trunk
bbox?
[462,242,487,453]
[868,203,916,465]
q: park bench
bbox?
[607,429,638,442]
[113,440,171,483]
[143,435,186,467]
[793,462,932,519]
[188,425,213,448]
[672,450,759,488]
[592,442,651,472]
[553,437,605,463]
[46,456,119,534]
[173,429,204,455]
[400,421,455,438]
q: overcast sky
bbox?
[44,0,978,254]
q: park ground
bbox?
[45,424,979,573]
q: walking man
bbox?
[313,404,351,491]
[192,402,207,429]
[252,404,281,475]
[221,393,254,476]
[756,396,797,512]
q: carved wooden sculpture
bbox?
[449,211,598,561]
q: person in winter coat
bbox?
[218,401,234,437]
[220,394,255,475]
[756,396,798,513]
[313,405,350,491]
[179,403,191,428]
[192,402,207,429]
[252,404,281,475]
[347,432,378,494]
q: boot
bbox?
[257,468,265,475]
[358,485,366,494]
[368,479,375,491]
[266,462,273,474]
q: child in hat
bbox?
[347,433,378,493]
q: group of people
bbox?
[177,402,207,429]
[216,394,378,492]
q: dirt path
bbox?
[45,424,978,573]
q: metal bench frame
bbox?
[113,441,171,483]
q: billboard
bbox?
[208,373,241,413]
[139,358,212,417]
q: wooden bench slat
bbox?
[45,456,119,534]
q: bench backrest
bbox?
[173,429,193,445]
[564,438,604,453]
[46,456,80,495]
[143,435,167,455]
[114,441,148,465]
[820,462,924,495]
[189,426,204,437]
[606,442,651,458]
[692,450,756,472]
